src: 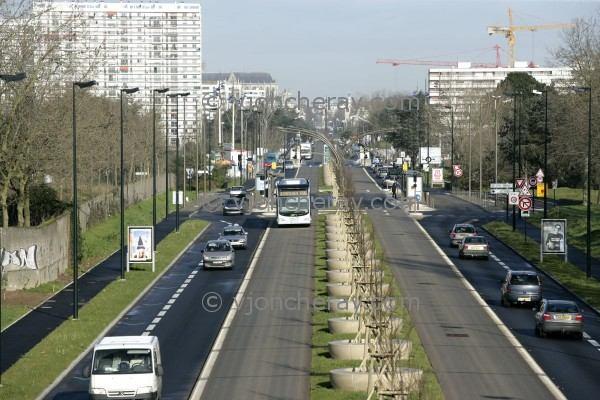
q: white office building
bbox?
[428,62,573,109]
[200,72,278,113]
[33,0,202,144]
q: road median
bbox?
[0,219,208,400]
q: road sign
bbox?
[400,151,406,158]
[402,162,409,172]
[519,186,532,196]
[492,188,513,194]
[529,176,537,187]
[490,183,512,194]
[536,183,546,197]
[508,192,520,205]
[271,162,277,170]
[432,168,444,185]
[453,165,463,178]
[516,178,526,188]
[552,179,559,190]
[425,156,432,163]
[519,196,532,211]
[536,168,544,179]
[415,193,422,202]
[521,210,531,218]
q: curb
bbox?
[481,226,600,317]
[35,222,211,400]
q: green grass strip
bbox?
[310,214,443,400]
[484,221,600,310]
[0,219,208,400]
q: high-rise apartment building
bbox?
[34,0,202,144]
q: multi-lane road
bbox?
[358,166,600,399]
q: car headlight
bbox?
[136,386,154,395]
[90,388,107,395]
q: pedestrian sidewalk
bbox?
[450,191,600,281]
[0,193,218,374]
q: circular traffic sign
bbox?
[519,196,532,211]
[415,193,422,202]
[529,177,537,187]
[509,193,519,205]
[454,168,463,178]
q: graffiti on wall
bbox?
[0,245,38,272]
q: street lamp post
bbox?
[71,80,96,320]
[508,92,521,231]
[152,88,169,251]
[575,87,593,278]
[532,89,548,218]
[120,87,139,280]
[168,92,190,233]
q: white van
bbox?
[84,335,163,400]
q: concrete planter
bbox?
[328,339,412,361]
[326,249,347,260]
[328,298,358,313]
[328,317,360,334]
[328,316,403,334]
[330,367,423,393]
[327,283,352,297]
[327,259,351,270]
[326,270,352,284]
[329,368,372,392]
[326,241,346,251]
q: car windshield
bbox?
[510,274,539,285]
[278,197,310,216]
[92,348,152,375]
[223,228,243,236]
[465,237,487,244]
[547,302,579,313]
[455,226,475,233]
[224,199,240,206]
[206,242,231,252]
[230,187,243,191]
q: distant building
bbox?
[428,62,573,109]
[33,0,202,145]
[200,72,278,115]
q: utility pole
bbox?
[468,104,472,199]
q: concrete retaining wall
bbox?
[1,213,70,291]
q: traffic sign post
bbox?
[453,164,463,178]
[529,176,537,187]
[508,192,519,205]
[518,196,532,211]
[516,178,526,189]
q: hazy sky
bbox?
[201,0,599,97]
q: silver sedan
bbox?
[201,240,235,269]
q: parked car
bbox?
[458,236,489,259]
[223,198,244,215]
[229,186,246,198]
[218,224,248,249]
[534,299,584,339]
[449,223,478,247]
[200,240,235,269]
[500,270,542,307]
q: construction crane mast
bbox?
[487,8,575,67]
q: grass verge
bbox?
[484,221,600,310]
[310,214,443,400]
[0,219,207,400]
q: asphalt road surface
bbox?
[44,205,269,400]
[352,167,560,400]
[199,161,320,399]
[420,190,600,400]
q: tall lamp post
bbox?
[444,105,454,191]
[152,88,169,251]
[120,87,139,280]
[507,92,521,231]
[71,79,96,319]
[168,92,190,233]
[0,72,26,383]
[532,88,548,218]
[574,86,593,278]
[491,95,502,184]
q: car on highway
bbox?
[534,299,584,339]
[229,186,246,198]
[84,335,163,400]
[284,160,294,170]
[201,239,235,269]
[223,198,244,216]
[500,270,542,307]
[449,223,478,247]
[218,224,248,249]
[458,236,489,259]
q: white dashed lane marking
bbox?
[142,270,198,335]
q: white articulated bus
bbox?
[300,142,313,160]
[276,178,311,226]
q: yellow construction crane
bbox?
[487,8,575,67]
